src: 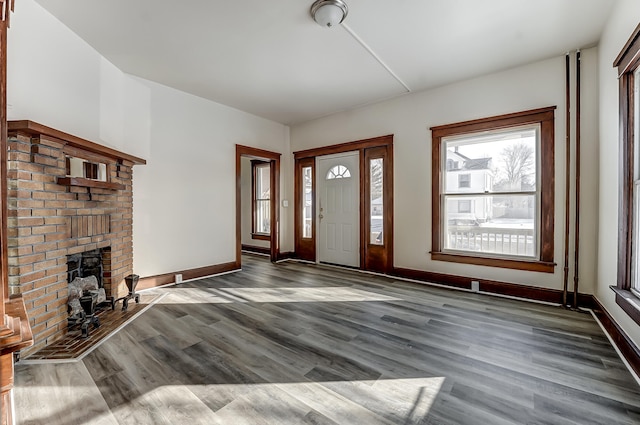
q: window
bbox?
[458,174,471,188]
[302,166,313,239]
[633,67,640,298]
[458,199,471,213]
[614,24,640,325]
[431,107,555,272]
[252,161,270,239]
[326,165,351,179]
[370,158,383,245]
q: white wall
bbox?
[130,77,288,275]
[597,0,640,349]
[7,0,149,159]
[291,51,600,294]
[7,0,291,278]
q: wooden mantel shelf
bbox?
[8,120,146,165]
[57,177,126,191]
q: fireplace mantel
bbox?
[8,120,146,165]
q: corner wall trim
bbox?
[592,296,640,378]
[138,261,239,290]
[392,267,593,308]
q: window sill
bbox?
[431,251,555,273]
[611,286,640,326]
[251,233,270,241]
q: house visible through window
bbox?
[431,107,555,272]
[252,161,270,239]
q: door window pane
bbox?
[326,165,351,179]
[370,158,383,245]
[302,166,313,239]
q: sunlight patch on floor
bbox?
[187,377,446,425]
[216,286,401,303]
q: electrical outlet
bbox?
[175,274,183,284]
[471,280,480,292]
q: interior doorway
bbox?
[317,151,360,267]
[236,145,281,265]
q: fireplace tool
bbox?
[67,291,100,338]
[114,274,140,311]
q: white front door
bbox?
[317,152,359,267]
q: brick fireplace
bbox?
[6,121,145,355]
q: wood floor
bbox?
[14,255,640,424]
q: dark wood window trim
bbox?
[430,107,556,273]
[613,23,640,327]
[251,160,271,240]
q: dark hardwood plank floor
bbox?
[14,255,640,424]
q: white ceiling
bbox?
[34,0,616,125]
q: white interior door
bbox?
[317,152,359,267]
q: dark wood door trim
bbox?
[294,157,316,261]
[363,145,394,273]
[236,145,281,265]
[293,134,393,159]
[293,135,394,272]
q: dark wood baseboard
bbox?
[392,267,594,308]
[138,261,239,290]
[277,251,295,261]
[592,296,640,378]
[241,244,271,256]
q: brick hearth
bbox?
[6,121,145,356]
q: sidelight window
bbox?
[302,166,313,239]
[370,158,383,245]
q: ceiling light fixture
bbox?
[310,0,348,28]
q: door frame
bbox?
[236,145,281,265]
[293,135,394,273]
